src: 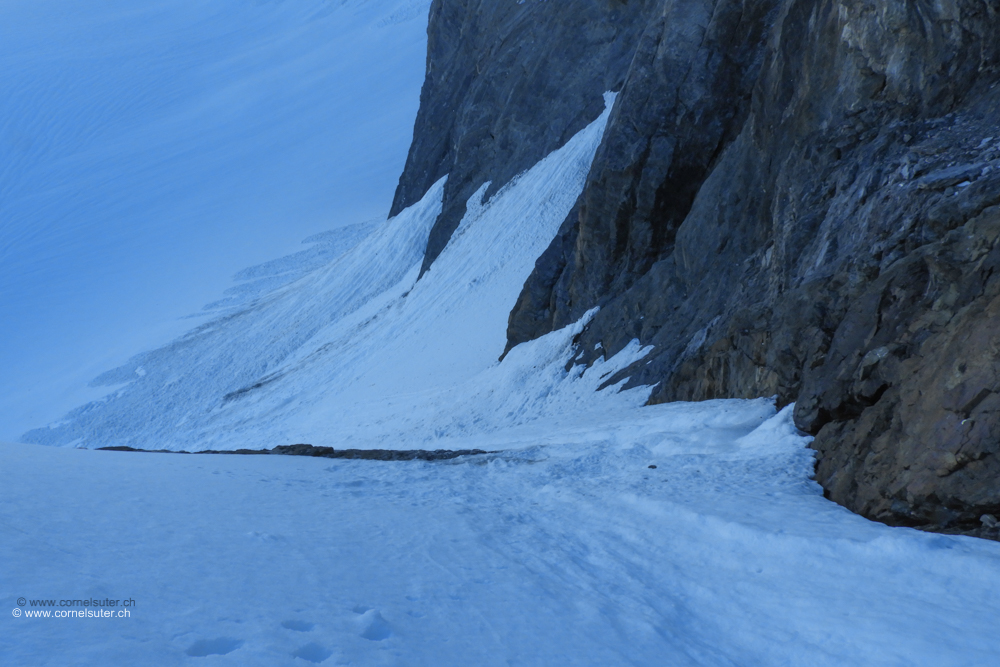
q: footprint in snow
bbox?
[292,642,333,663]
[185,637,244,657]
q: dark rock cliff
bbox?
[394,0,1000,537]
[390,0,658,275]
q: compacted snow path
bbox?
[4,402,1000,666]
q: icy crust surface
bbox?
[5,405,1000,665]
[24,94,620,452]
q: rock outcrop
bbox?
[390,0,658,275]
[394,0,1000,536]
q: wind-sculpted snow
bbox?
[0,0,432,439]
[202,221,379,313]
[21,176,446,449]
[23,94,620,451]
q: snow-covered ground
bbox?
[0,0,430,439]
[5,2,1000,665]
[20,93,623,452]
[5,403,1000,666]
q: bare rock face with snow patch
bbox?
[390,0,657,275]
[401,0,1000,535]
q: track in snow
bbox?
[4,403,1000,666]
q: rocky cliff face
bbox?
[389,0,658,275]
[394,0,1000,537]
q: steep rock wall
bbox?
[395,0,1000,536]
[390,0,658,275]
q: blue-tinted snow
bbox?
[0,0,430,439]
[4,4,1000,665]
[21,95,620,451]
[4,403,1000,665]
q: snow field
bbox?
[4,401,1000,665]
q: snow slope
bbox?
[6,6,1000,666]
[22,94,621,451]
[0,0,430,440]
[5,401,1000,666]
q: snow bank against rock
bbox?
[24,94,620,451]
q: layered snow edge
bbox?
[25,93,626,452]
